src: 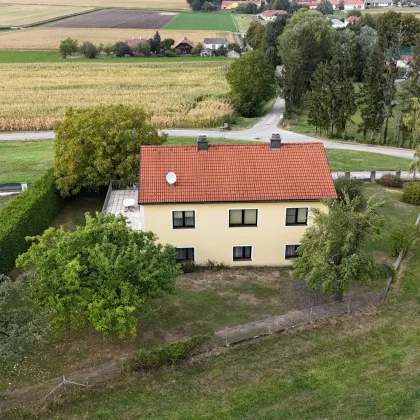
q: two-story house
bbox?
[136,135,336,266]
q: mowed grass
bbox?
[0,4,93,27]
[163,12,237,31]
[29,240,420,419]
[0,139,411,183]
[0,27,234,50]
[233,13,255,33]
[0,50,231,63]
[0,61,233,131]
[0,0,189,10]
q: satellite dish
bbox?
[166,172,177,186]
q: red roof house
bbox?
[173,37,195,54]
[126,37,149,49]
[259,10,288,19]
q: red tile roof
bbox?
[139,143,336,204]
[261,10,288,17]
[173,36,195,49]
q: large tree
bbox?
[293,195,389,300]
[226,50,276,117]
[278,10,333,113]
[316,0,333,15]
[245,20,266,50]
[54,105,165,196]
[59,37,78,58]
[16,213,181,338]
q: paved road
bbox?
[0,97,414,159]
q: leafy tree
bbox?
[16,213,181,338]
[78,41,99,59]
[103,43,114,56]
[264,16,287,66]
[236,2,258,13]
[334,176,365,209]
[137,42,152,57]
[226,50,276,117]
[316,0,333,15]
[278,10,333,113]
[150,31,162,53]
[201,1,216,11]
[293,195,389,300]
[273,0,290,11]
[0,274,49,372]
[404,98,420,152]
[192,0,203,10]
[338,0,345,10]
[113,41,133,57]
[215,45,228,56]
[389,221,419,256]
[354,25,378,82]
[228,42,242,53]
[59,37,78,58]
[191,42,204,56]
[53,105,165,196]
[245,20,266,50]
[161,38,175,51]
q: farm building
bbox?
[258,10,288,20]
[227,50,241,58]
[364,0,393,7]
[295,0,364,9]
[221,0,261,9]
[200,48,214,57]
[126,37,149,49]
[204,37,228,50]
[173,37,195,54]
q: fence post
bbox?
[345,171,351,179]
[396,170,401,179]
[225,327,229,347]
[268,317,271,334]
[347,297,351,313]
[370,171,376,183]
[309,306,313,323]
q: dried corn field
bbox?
[0,61,233,131]
[0,28,234,50]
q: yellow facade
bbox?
[222,1,239,9]
[142,201,327,266]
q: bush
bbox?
[402,182,420,205]
[113,41,133,57]
[334,176,365,204]
[122,335,210,373]
[389,222,419,257]
[378,174,403,188]
[0,170,62,274]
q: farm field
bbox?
[0,27,234,49]
[0,0,189,10]
[0,4,93,27]
[233,13,255,33]
[163,11,237,31]
[0,61,233,131]
[49,9,178,29]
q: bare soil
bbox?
[49,9,177,29]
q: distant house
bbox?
[200,48,214,57]
[221,0,261,9]
[295,0,364,9]
[330,18,348,28]
[173,37,195,54]
[227,50,241,58]
[204,38,228,50]
[258,10,288,20]
[126,37,149,49]
[346,15,360,24]
[364,0,393,7]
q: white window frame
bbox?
[176,246,196,263]
[284,206,310,227]
[171,209,197,230]
[232,245,253,262]
[284,243,301,260]
[227,207,259,228]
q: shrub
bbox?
[0,170,62,274]
[389,222,419,257]
[402,182,420,205]
[122,335,210,373]
[334,176,365,205]
[378,174,403,188]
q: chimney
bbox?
[270,132,281,150]
[197,134,208,152]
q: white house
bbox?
[258,10,288,20]
[296,0,364,9]
[364,0,393,7]
[204,38,228,50]
[330,18,349,28]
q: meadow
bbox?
[163,11,237,31]
[0,0,189,10]
[0,27,234,50]
[0,61,233,131]
[0,4,93,27]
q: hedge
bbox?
[401,182,420,205]
[0,170,63,274]
[122,335,210,373]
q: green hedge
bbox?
[122,335,210,373]
[0,170,62,274]
[402,182,420,205]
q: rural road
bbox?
[0,97,414,159]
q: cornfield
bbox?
[0,61,234,131]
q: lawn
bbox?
[163,11,237,31]
[233,13,255,33]
[0,4,92,27]
[0,194,15,209]
[21,234,420,418]
[0,139,412,183]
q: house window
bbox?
[173,211,195,229]
[233,246,252,261]
[176,248,195,262]
[229,209,258,227]
[285,208,308,226]
[285,244,300,259]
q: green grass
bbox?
[0,50,232,63]
[163,12,237,31]
[0,195,15,209]
[28,240,420,419]
[232,13,255,33]
[0,139,411,184]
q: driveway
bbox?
[0,97,414,159]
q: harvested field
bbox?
[49,9,177,29]
[0,27,234,50]
[0,0,189,10]
[0,61,233,131]
[0,4,93,27]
